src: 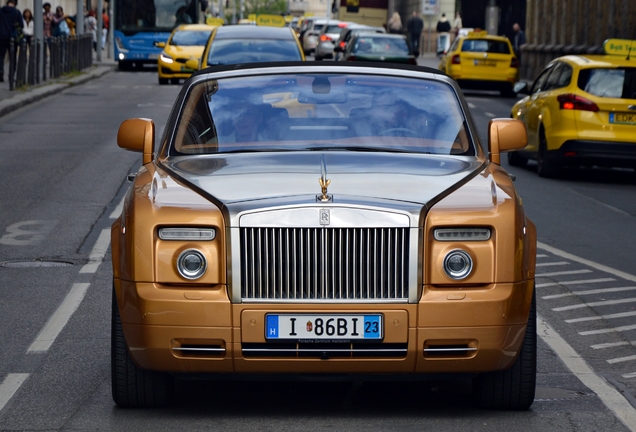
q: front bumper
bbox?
[550,139,636,168]
[115,279,533,375]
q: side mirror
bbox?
[155,41,166,48]
[185,58,200,70]
[117,118,155,165]
[488,118,527,165]
[513,81,530,95]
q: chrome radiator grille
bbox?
[240,227,409,301]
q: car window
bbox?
[578,68,636,99]
[543,62,564,91]
[461,39,510,54]
[530,64,555,94]
[207,39,302,65]
[448,38,460,53]
[171,73,473,157]
[170,30,212,46]
[325,25,344,34]
[353,37,409,55]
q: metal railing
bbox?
[8,34,93,91]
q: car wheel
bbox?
[111,288,173,407]
[537,129,558,178]
[158,77,169,85]
[472,287,536,410]
[507,151,528,167]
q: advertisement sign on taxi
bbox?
[603,39,636,57]
[256,14,286,27]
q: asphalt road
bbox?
[0,65,635,431]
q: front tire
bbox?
[472,287,536,410]
[111,288,173,407]
[537,128,559,178]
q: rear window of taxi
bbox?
[461,39,511,54]
[578,68,636,99]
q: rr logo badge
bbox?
[320,209,330,226]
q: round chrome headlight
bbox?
[443,249,473,280]
[177,249,207,280]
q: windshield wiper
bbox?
[307,146,421,154]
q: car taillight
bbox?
[452,54,460,64]
[557,94,599,112]
[510,57,519,68]
[339,41,346,49]
[319,35,331,42]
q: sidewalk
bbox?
[0,57,116,118]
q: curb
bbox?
[0,64,115,119]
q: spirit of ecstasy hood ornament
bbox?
[317,156,332,202]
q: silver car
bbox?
[314,20,350,61]
[301,18,328,55]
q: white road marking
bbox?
[537,278,616,288]
[467,102,476,109]
[592,341,635,350]
[536,261,570,267]
[80,229,111,274]
[109,195,126,219]
[0,374,29,412]
[568,311,636,323]
[538,243,636,283]
[623,372,636,379]
[485,112,496,117]
[536,254,549,258]
[0,220,57,246]
[608,355,636,364]
[567,188,632,217]
[537,269,592,277]
[543,286,636,300]
[579,324,636,336]
[538,315,636,429]
[27,283,91,353]
[553,297,636,312]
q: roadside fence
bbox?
[7,34,93,91]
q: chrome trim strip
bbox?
[240,298,409,304]
[242,348,408,353]
[424,348,477,352]
[172,347,226,353]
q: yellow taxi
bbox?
[157,24,215,85]
[439,31,519,96]
[509,39,636,177]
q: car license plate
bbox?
[266,314,383,341]
[474,59,497,67]
[609,112,636,125]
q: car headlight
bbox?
[159,227,216,241]
[442,249,473,280]
[434,228,491,241]
[160,52,174,64]
[177,249,207,280]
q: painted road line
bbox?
[623,372,636,379]
[80,228,111,274]
[608,355,636,364]
[543,286,636,300]
[27,283,91,353]
[579,324,636,336]
[567,188,632,217]
[536,254,549,258]
[591,341,636,350]
[538,242,636,284]
[109,195,126,219]
[538,314,636,429]
[0,374,29,412]
[536,261,570,267]
[537,269,592,277]
[537,278,616,288]
[567,311,636,324]
[553,297,636,312]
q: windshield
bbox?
[170,73,472,156]
[170,30,212,46]
[461,39,511,54]
[579,68,636,99]
[353,37,410,56]
[207,39,302,65]
[115,0,198,33]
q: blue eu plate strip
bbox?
[267,315,279,338]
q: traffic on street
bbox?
[1,5,636,430]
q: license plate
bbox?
[474,59,497,67]
[266,314,383,341]
[180,67,195,72]
[609,112,636,125]
[147,53,159,60]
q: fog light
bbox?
[177,249,207,280]
[443,249,473,280]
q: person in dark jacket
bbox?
[406,10,423,57]
[436,13,451,33]
[0,0,23,82]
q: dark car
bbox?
[341,32,417,65]
[333,25,386,61]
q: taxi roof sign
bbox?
[256,14,286,27]
[467,30,488,37]
[603,39,636,57]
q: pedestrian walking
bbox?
[513,22,526,60]
[43,2,54,38]
[436,13,451,33]
[387,12,402,34]
[451,11,462,40]
[22,8,32,45]
[101,8,109,49]
[0,0,24,83]
[85,9,97,50]
[52,6,69,37]
[406,10,423,57]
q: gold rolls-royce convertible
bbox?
[112,62,536,410]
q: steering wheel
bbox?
[378,128,419,138]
